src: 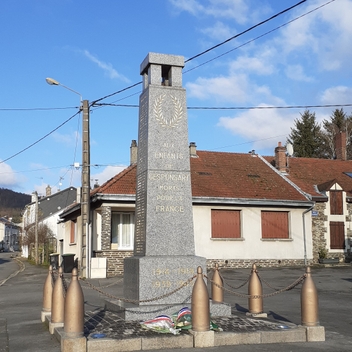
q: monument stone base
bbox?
[123,255,207,306]
[105,255,231,321]
[105,298,232,321]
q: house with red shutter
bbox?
[60,141,316,277]
[267,133,352,263]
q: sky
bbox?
[1,0,352,197]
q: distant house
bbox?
[0,217,20,251]
[60,142,315,278]
[266,133,352,262]
[22,186,77,259]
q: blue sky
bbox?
[1,0,351,196]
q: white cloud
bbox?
[91,165,127,188]
[201,21,234,41]
[52,131,80,147]
[217,108,295,150]
[285,64,313,82]
[186,73,285,106]
[0,162,22,188]
[82,50,130,82]
[277,0,352,72]
[169,0,250,23]
[320,86,352,105]
[229,55,274,75]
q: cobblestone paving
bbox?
[84,309,293,340]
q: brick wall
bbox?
[94,250,133,277]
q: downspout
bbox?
[302,205,315,266]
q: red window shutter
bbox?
[330,191,343,215]
[262,211,289,239]
[330,221,345,249]
[211,210,241,238]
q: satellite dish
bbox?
[286,142,294,157]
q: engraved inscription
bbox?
[150,267,196,290]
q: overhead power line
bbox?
[0,110,80,165]
[0,106,78,111]
[184,0,337,74]
[184,0,307,63]
[92,103,352,110]
[91,1,307,106]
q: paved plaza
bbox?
[0,252,351,351]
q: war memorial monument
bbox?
[118,53,208,319]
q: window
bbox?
[330,222,345,249]
[261,211,289,239]
[330,191,343,215]
[70,220,76,244]
[111,212,134,250]
[211,210,241,239]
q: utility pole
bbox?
[81,100,90,277]
[45,78,91,277]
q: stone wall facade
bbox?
[101,206,112,250]
[311,202,328,263]
[94,250,133,277]
[206,258,307,269]
[345,203,352,261]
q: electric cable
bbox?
[184,0,336,74]
[0,110,80,165]
[0,106,78,111]
[184,0,308,63]
[90,1,308,106]
[92,103,352,110]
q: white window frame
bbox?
[111,212,134,250]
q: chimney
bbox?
[275,142,287,172]
[335,131,347,160]
[46,185,52,197]
[76,187,81,203]
[31,191,38,203]
[130,140,138,165]
[189,142,197,158]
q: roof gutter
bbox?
[91,194,136,203]
[192,196,313,208]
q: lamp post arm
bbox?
[59,84,82,103]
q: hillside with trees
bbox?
[0,188,31,223]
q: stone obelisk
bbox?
[122,53,206,320]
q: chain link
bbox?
[51,270,56,288]
[61,273,68,298]
[219,271,251,290]
[207,273,306,299]
[80,275,196,304]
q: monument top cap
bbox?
[140,52,184,75]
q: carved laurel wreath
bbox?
[153,94,183,127]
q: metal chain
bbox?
[80,275,196,304]
[207,274,306,299]
[219,271,251,290]
[61,273,68,298]
[257,273,281,291]
[82,278,124,290]
[51,270,56,287]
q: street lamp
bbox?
[46,77,90,278]
[46,77,83,103]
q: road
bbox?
[0,252,351,351]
